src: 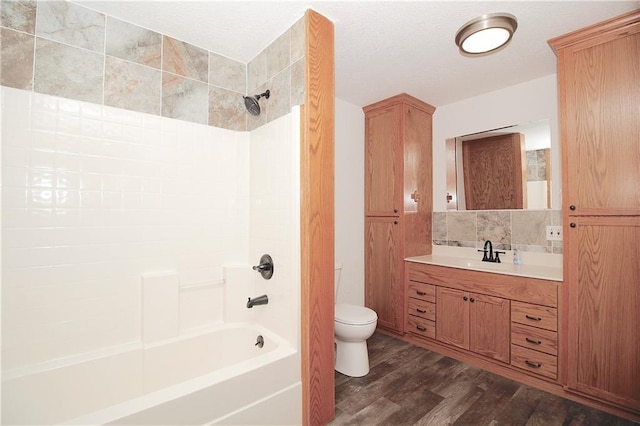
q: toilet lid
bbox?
[335,304,378,325]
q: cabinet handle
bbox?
[416,308,427,314]
[463,296,468,301]
[394,209,398,213]
[569,205,576,211]
[525,315,542,322]
[525,360,542,369]
[570,223,576,228]
[416,291,427,296]
[416,325,427,332]
[470,297,475,303]
[394,220,398,225]
[525,337,542,345]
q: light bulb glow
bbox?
[461,28,510,53]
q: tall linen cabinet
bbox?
[363,94,435,333]
[549,10,640,415]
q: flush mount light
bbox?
[455,13,518,56]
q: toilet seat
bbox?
[335,304,378,325]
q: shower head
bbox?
[243,90,270,116]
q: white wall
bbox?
[248,108,301,345]
[334,98,365,305]
[432,74,560,211]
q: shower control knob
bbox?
[252,254,274,280]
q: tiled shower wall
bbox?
[0,0,305,131]
[433,210,563,254]
[2,86,301,372]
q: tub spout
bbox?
[247,295,269,308]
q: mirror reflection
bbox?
[447,119,551,210]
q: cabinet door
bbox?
[566,216,640,408]
[436,287,469,350]
[365,217,403,332]
[469,294,510,363]
[365,104,403,216]
[563,32,640,215]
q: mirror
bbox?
[446,119,551,210]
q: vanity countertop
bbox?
[405,248,563,282]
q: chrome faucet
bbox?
[247,294,269,308]
[478,240,505,263]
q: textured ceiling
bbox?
[78,1,639,107]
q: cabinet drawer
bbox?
[407,299,435,321]
[407,316,435,339]
[407,282,435,302]
[511,322,558,356]
[511,301,557,331]
[511,344,557,380]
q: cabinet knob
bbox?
[569,205,576,211]
[393,220,398,225]
[470,297,475,303]
[463,296,468,301]
[393,208,398,213]
[570,223,576,228]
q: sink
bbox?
[448,258,513,271]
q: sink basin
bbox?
[449,258,513,271]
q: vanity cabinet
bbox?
[364,94,435,333]
[549,9,640,413]
[405,261,559,380]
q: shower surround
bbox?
[1,1,305,422]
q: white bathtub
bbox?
[2,323,301,425]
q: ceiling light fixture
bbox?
[455,13,518,56]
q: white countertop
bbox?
[405,246,563,282]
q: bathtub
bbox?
[2,323,301,425]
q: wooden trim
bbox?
[548,9,640,53]
[362,92,436,115]
[300,10,335,426]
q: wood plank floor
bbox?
[330,332,637,426]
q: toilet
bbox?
[334,265,378,377]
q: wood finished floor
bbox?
[330,332,637,426]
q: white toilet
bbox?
[334,265,378,377]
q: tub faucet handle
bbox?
[252,254,274,280]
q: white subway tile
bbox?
[3,166,29,187]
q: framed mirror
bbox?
[446,119,551,210]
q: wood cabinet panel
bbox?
[406,282,435,302]
[470,294,510,363]
[566,216,640,409]
[564,32,640,215]
[436,287,469,350]
[511,322,558,356]
[511,302,558,332]
[365,217,403,331]
[511,344,558,380]
[364,104,403,216]
[407,316,435,339]
[407,299,436,321]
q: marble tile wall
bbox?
[527,148,549,181]
[433,209,563,254]
[0,0,306,131]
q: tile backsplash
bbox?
[0,0,305,131]
[433,210,563,254]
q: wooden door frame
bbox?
[300,10,335,426]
